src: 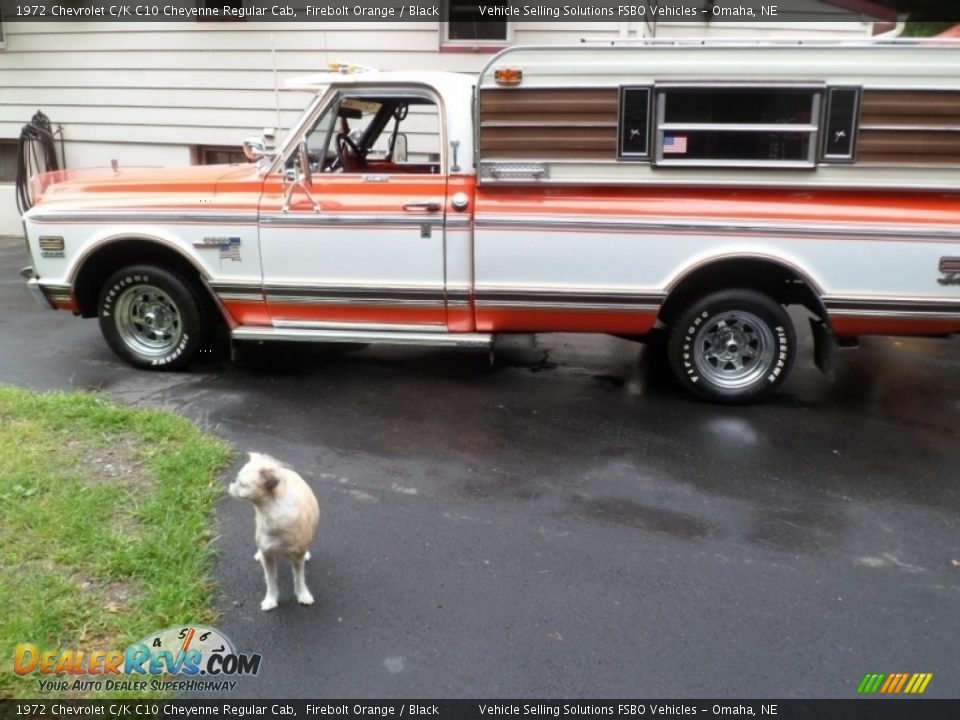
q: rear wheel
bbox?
[667,289,795,403]
[98,265,209,370]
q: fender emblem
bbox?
[194,236,242,261]
[938,257,960,285]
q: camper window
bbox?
[651,86,821,167]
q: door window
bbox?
[298,92,442,175]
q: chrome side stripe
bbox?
[233,326,493,348]
[272,319,446,333]
[476,288,664,312]
[825,296,960,319]
[29,211,258,225]
[267,295,444,308]
[260,214,444,229]
[208,281,264,302]
[209,281,261,291]
[263,285,445,298]
[830,310,960,320]
[263,284,446,308]
[476,215,960,243]
[446,287,471,308]
[29,211,444,229]
[210,282,665,313]
[217,293,265,302]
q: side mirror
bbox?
[242,137,272,161]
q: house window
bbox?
[652,86,822,167]
[0,141,18,182]
[442,0,511,46]
[196,145,249,165]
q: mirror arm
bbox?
[282,141,323,214]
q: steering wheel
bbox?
[329,132,364,172]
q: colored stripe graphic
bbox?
[908,674,933,694]
[857,674,884,694]
[858,673,932,694]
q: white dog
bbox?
[228,452,320,611]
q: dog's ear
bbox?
[259,467,281,493]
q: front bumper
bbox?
[21,266,69,311]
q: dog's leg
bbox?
[305,550,311,562]
[254,550,262,564]
[259,552,280,611]
[291,553,314,606]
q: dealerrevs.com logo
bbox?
[14,625,261,693]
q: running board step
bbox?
[232,326,493,349]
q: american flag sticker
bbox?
[663,135,688,154]
[218,237,242,262]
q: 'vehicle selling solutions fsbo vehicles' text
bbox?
[18,40,960,403]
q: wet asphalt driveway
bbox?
[2,237,959,699]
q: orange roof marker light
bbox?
[285,62,380,92]
[326,61,377,75]
[494,68,523,86]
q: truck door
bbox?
[258,89,448,330]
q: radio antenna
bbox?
[271,33,282,134]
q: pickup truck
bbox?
[19,41,960,403]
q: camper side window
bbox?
[651,86,821,168]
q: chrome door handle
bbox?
[403,202,441,212]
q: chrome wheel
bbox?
[114,284,184,358]
[668,289,795,404]
[692,310,776,390]
[99,265,210,371]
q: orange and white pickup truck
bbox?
[19,40,960,403]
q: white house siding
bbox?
[0,22,623,152]
[0,21,626,234]
[0,15,890,236]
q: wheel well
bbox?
[73,239,210,319]
[658,258,826,326]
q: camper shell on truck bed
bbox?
[476,40,960,188]
[18,40,960,403]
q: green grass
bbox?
[0,386,232,699]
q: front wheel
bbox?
[98,265,209,370]
[667,289,795,404]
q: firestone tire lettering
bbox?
[667,289,796,404]
[97,265,209,371]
